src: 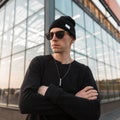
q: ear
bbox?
[71,38,75,44]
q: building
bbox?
[0,0,120,119]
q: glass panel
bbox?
[112,68,119,99]
[97,62,108,102]
[4,0,15,32]
[12,21,26,54]
[15,0,27,25]
[106,65,114,101]
[25,45,44,71]
[102,28,108,45]
[1,30,13,57]
[55,0,72,16]
[86,32,96,59]
[103,44,110,65]
[110,49,115,67]
[108,34,113,49]
[75,53,87,66]
[94,21,101,40]
[27,10,44,48]
[75,26,86,55]
[55,10,64,19]
[0,34,2,56]
[85,13,93,33]
[96,38,104,62]
[0,8,4,35]
[0,57,10,105]
[9,53,24,106]
[88,58,97,81]
[73,3,84,28]
[28,0,44,16]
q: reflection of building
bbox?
[0,0,120,119]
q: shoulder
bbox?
[72,60,92,74]
[32,54,52,63]
[28,55,52,68]
[72,60,88,70]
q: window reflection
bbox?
[85,13,93,33]
[102,28,108,45]
[13,22,26,54]
[27,10,44,48]
[0,8,4,35]
[55,0,72,16]
[105,65,114,100]
[28,0,44,17]
[0,58,10,105]
[86,32,96,59]
[73,3,84,28]
[1,30,13,57]
[9,53,24,106]
[75,53,87,66]
[15,0,27,25]
[75,26,86,55]
[96,39,104,62]
[25,45,44,71]
[4,0,15,32]
[88,58,98,80]
[94,21,101,40]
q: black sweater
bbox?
[19,55,100,120]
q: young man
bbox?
[19,16,100,120]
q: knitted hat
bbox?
[49,16,76,39]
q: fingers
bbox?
[75,86,98,100]
[82,86,94,92]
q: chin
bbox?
[53,50,62,53]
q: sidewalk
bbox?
[100,107,120,120]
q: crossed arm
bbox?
[37,84,100,120]
[38,85,98,100]
[19,57,100,120]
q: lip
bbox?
[51,44,60,48]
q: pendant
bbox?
[59,78,62,86]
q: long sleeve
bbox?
[19,56,63,115]
[45,66,100,120]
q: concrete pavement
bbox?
[100,107,120,120]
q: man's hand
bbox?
[75,86,98,100]
[38,85,48,96]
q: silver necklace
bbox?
[54,59,71,86]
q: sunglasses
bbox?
[45,31,66,40]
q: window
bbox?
[12,21,26,54]
[1,30,13,58]
[0,57,10,105]
[9,53,24,106]
[27,10,44,48]
[55,0,72,16]
[73,3,84,28]
[15,0,27,25]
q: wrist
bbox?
[38,86,48,96]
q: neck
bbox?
[52,53,73,64]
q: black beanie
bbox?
[49,16,76,39]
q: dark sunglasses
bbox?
[45,31,66,40]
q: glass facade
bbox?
[0,0,44,107]
[0,0,120,108]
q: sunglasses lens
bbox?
[45,31,65,40]
[56,31,64,39]
[45,32,54,40]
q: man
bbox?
[19,16,100,120]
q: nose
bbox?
[51,33,57,40]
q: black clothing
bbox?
[19,55,100,120]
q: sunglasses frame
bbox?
[45,30,67,40]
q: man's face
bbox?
[49,28,74,53]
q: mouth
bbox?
[51,44,60,48]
